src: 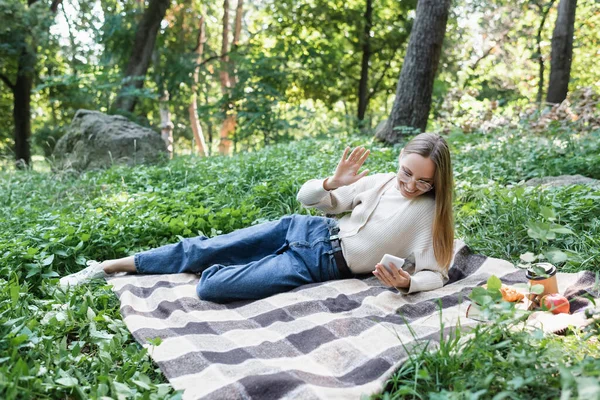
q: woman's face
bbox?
[396,152,435,199]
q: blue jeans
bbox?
[134,214,342,303]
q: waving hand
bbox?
[323,146,370,190]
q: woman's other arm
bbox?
[396,248,449,294]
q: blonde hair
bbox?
[402,132,454,270]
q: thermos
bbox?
[526,262,559,296]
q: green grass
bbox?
[1,124,599,398]
[372,314,600,400]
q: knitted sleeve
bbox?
[395,199,449,294]
[296,174,386,215]
[396,247,449,294]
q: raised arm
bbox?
[297,146,371,214]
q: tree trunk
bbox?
[546,0,577,104]
[357,0,373,124]
[113,0,170,113]
[218,114,236,155]
[159,91,173,158]
[13,50,34,167]
[218,0,233,155]
[219,0,231,94]
[230,0,243,87]
[189,14,209,157]
[5,0,62,167]
[218,0,243,155]
[535,1,556,105]
[202,81,213,155]
[376,0,451,144]
[207,120,214,156]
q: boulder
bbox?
[53,109,167,171]
[525,174,600,188]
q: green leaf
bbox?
[10,282,19,305]
[469,286,490,305]
[550,226,574,234]
[530,265,550,278]
[470,286,488,298]
[113,381,133,399]
[25,263,41,279]
[97,383,109,396]
[479,294,494,305]
[90,329,113,340]
[545,250,568,264]
[520,252,536,263]
[41,254,54,266]
[147,337,162,346]
[11,334,29,347]
[132,379,152,390]
[540,206,556,221]
[56,376,78,387]
[81,233,91,242]
[86,307,96,321]
[75,255,87,265]
[486,275,502,291]
[530,284,545,295]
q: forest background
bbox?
[0,0,598,162]
[1,0,600,398]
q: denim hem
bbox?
[134,253,142,274]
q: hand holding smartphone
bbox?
[379,254,405,274]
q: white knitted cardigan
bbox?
[297,172,448,294]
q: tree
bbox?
[376,0,451,144]
[532,0,557,105]
[546,0,577,104]
[357,0,373,124]
[112,0,171,114]
[189,13,209,157]
[0,0,62,167]
[259,0,414,122]
[218,0,243,155]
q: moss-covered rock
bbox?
[53,109,167,171]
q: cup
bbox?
[526,262,559,297]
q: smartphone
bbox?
[379,254,405,273]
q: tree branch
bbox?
[367,59,394,102]
[50,0,63,13]
[0,73,15,92]
[192,24,271,68]
[462,45,497,90]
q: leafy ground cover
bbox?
[1,124,599,398]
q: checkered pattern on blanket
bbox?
[106,241,597,400]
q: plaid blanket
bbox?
[106,240,597,399]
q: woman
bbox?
[60,132,454,303]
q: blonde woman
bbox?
[60,132,454,303]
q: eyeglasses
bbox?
[397,168,434,192]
